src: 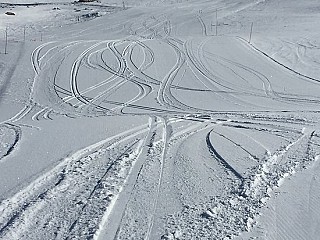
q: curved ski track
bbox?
[2,7,320,240]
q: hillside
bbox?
[0,0,320,239]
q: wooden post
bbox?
[4,27,8,54]
[40,32,43,42]
[249,22,253,43]
[215,9,218,36]
[122,1,125,10]
[23,25,26,42]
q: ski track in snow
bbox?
[1,0,320,239]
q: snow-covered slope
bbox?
[0,0,320,239]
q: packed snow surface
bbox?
[0,0,320,239]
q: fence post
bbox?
[23,25,26,42]
[4,27,8,54]
[249,22,253,43]
[215,9,218,36]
